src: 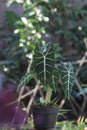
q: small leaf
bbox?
[60,62,75,99]
[17,71,34,92]
[39,97,45,105]
[78,88,87,95]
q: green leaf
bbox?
[60,62,75,99]
[39,97,45,105]
[31,43,58,89]
[78,88,87,95]
[6,11,19,29]
[17,71,34,92]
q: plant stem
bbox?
[45,87,52,105]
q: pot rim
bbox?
[31,105,60,114]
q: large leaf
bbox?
[31,43,58,88]
[60,62,75,99]
[17,43,58,93]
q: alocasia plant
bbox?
[18,42,75,105]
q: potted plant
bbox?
[18,42,75,130]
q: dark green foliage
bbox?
[0,0,87,123]
[31,43,58,88]
[18,43,75,101]
[6,11,20,30]
[60,62,75,99]
[78,87,87,95]
[18,71,35,91]
[18,43,59,92]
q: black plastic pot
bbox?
[32,106,59,130]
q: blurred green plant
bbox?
[0,121,86,130]
[2,0,87,81]
[56,121,86,130]
[7,0,87,54]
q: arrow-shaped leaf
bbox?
[60,62,75,99]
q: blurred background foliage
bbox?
[1,0,87,120]
[0,0,87,82]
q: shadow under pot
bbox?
[32,106,60,130]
